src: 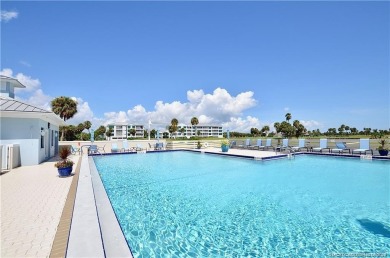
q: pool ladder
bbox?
[276,146,296,159]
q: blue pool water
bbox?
[93,152,390,257]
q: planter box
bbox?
[58,166,73,177]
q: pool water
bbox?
[93,152,390,257]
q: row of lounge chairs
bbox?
[231,138,374,155]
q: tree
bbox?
[129,128,136,137]
[51,96,78,141]
[285,113,292,123]
[261,126,270,136]
[84,121,92,133]
[274,122,281,133]
[105,128,113,140]
[170,118,179,138]
[191,117,199,136]
[250,128,260,136]
[179,127,185,138]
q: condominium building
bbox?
[106,124,144,140]
[175,125,223,138]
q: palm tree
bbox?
[285,113,292,123]
[274,122,281,133]
[51,96,78,141]
[191,117,199,137]
[170,118,179,138]
[261,125,270,136]
[84,121,92,133]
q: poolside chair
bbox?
[71,145,80,155]
[250,139,265,150]
[312,139,330,153]
[156,142,164,150]
[121,140,133,152]
[88,145,101,155]
[264,139,274,150]
[229,141,237,149]
[135,144,144,151]
[97,144,106,153]
[352,139,373,155]
[111,143,119,153]
[291,139,309,152]
[276,139,289,152]
[331,142,351,154]
[237,139,251,149]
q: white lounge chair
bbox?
[264,139,274,150]
[111,143,119,153]
[291,139,308,152]
[312,139,330,153]
[352,139,373,155]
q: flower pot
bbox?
[58,166,73,177]
[221,145,229,152]
[378,150,389,156]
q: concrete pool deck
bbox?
[0,155,79,258]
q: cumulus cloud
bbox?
[1,68,41,92]
[1,10,18,22]
[300,120,322,130]
[101,87,258,131]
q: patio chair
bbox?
[71,145,81,155]
[111,143,119,153]
[352,139,373,155]
[291,139,309,152]
[276,139,289,152]
[135,144,144,151]
[121,140,133,152]
[229,141,237,149]
[88,145,101,155]
[312,139,330,153]
[331,142,351,154]
[264,139,274,150]
[155,142,164,150]
[250,139,265,150]
[97,144,106,153]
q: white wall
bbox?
[0,117,60,165]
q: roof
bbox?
[0,97,51,113]
[0,75,26,89]
[0,97,65,126]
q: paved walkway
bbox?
[1,155,79,258]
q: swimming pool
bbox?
[93,151,390,257]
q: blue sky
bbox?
[1,1,389,132]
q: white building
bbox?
[106,123,144,140]
[175,124,223,138]
[0,76,65,168]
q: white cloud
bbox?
[101,87,258,131]
[0,68,41,92]
[1,10,18,22]
[222,116,261,133]
[300,120,322,130]
[20,61,31,67]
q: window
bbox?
[51,130,54,146]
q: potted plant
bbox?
[55,146,74,177]
[221,139,230,152]
[196,141,202,149]
[377,138,389,156]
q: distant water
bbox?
[94,152,390,257]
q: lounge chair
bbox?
[155,142,164,150]
[229,141,237,149]
[250,139,265,150]
[291,139,308,152]
[312,139,330,153]
[237,139,251,149]
[88,145,101,155]
[264,139,274,150]
[352,139,373,155]
[276,139,289,152]
[97,144,106,153]
[121,140,134,152]
[71,145,80,155]
[331,142,351,154]
[135,144,144,151]
[111,143,119,153]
